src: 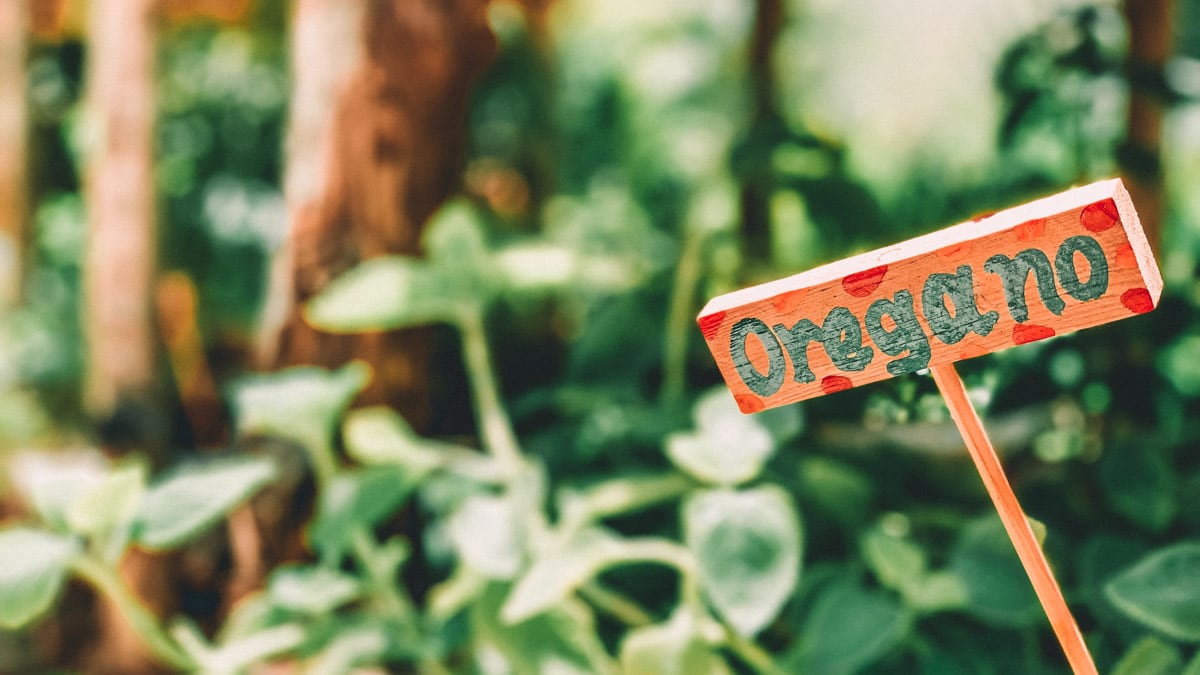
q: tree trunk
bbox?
[82,0,162,441]
[1122,0,1173,254]
[260,0,495,428]
[0,0,27,306]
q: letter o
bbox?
[1056,235,1109,302]
[729,318,787,397]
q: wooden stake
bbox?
[930,362,1096,675]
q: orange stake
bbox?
[930,362,1097,675]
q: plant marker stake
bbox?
[696,179,1162,675]
[930,362,1096,674]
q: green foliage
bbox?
[0,529,76,629]
[1105,543,1200,642]
[134,457,276,550]
[685,486,802,636]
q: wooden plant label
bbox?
[699,179,1161,413]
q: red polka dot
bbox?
[1080,201,1119,233]
[1012,323,1056,345]
[735,394,765,414]
[1015,218,1047,242]
[821,375,854,394]
[1121,288,1154,314]
[842,265,889,298]
[698,312,726,340]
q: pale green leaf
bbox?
[304,257,467,332]
[903,570,969,613]
[501,527,627,623]
[472,583,616,675]
[422,199,490,265]
[788,578,911,675]
[230,362,370,455]
[684,486,802,636]
[0,528,77,628]
[9,450,108,530]
[447,494,524,580]
[1111,636,1183,675]
[619,609,731,675]
[66,463,146,540]
[1105,542,1200,642]
[666,388,774,485]
[268,565,361,615]
[134,457,276,549]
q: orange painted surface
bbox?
[699,179,1161,411]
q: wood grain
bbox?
[699,179,1161,412]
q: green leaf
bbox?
[447,494,524,580]
[619,609,731,675]
[1105,542,1200,642]
[472,583,616,675]
[666,388,775,485]
[342,406,446,473]
[684,486,802,636]
[304,257,468,332]
[133,457,276,550]
[1111,636,1183,675]
[230,362,370,455]
[66,463,146,541]
[422,199,491,266]
[309,466,418,560]
[950,515,1041,627]
[795,456,873,526]
[501,527,626,623]
[1099,443,1177,532]
[0,528,77,628]
[902,570,969,613]
[9,450,108,531]
[1184,649,1200,675]
[267,565,361,615]
[787,578,910,675]
[861,525,926,593]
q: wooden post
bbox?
[930,362,1096,674]
[697,178,1161,673]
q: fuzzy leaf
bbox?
[684,486,802,636]
[1105,542,1200,642]
[134,457,276,549]
[0,529,77,628]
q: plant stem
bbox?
[661,226,706,406]
[72,554,194,671]
[350,529,417,633]
[458,306,524,474]
[723,626,789,675]
[579,581,654,627]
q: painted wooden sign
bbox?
[699,178,1161,413]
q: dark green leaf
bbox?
[134,457,276,549]
[0,529,77,628]
[1111,636,1182,675]
[1099,443,1177,532]
[684,486,802,636]
[950,515,1041,627]
[1105,542,1200,642]
[309,466,418,560]
[788,577,911,675]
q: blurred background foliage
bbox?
[2,0,1200,673]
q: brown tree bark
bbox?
[81,0,162,437]
[0,0,27,306]
[260,0,496,428]
[1122,0,1173,254]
